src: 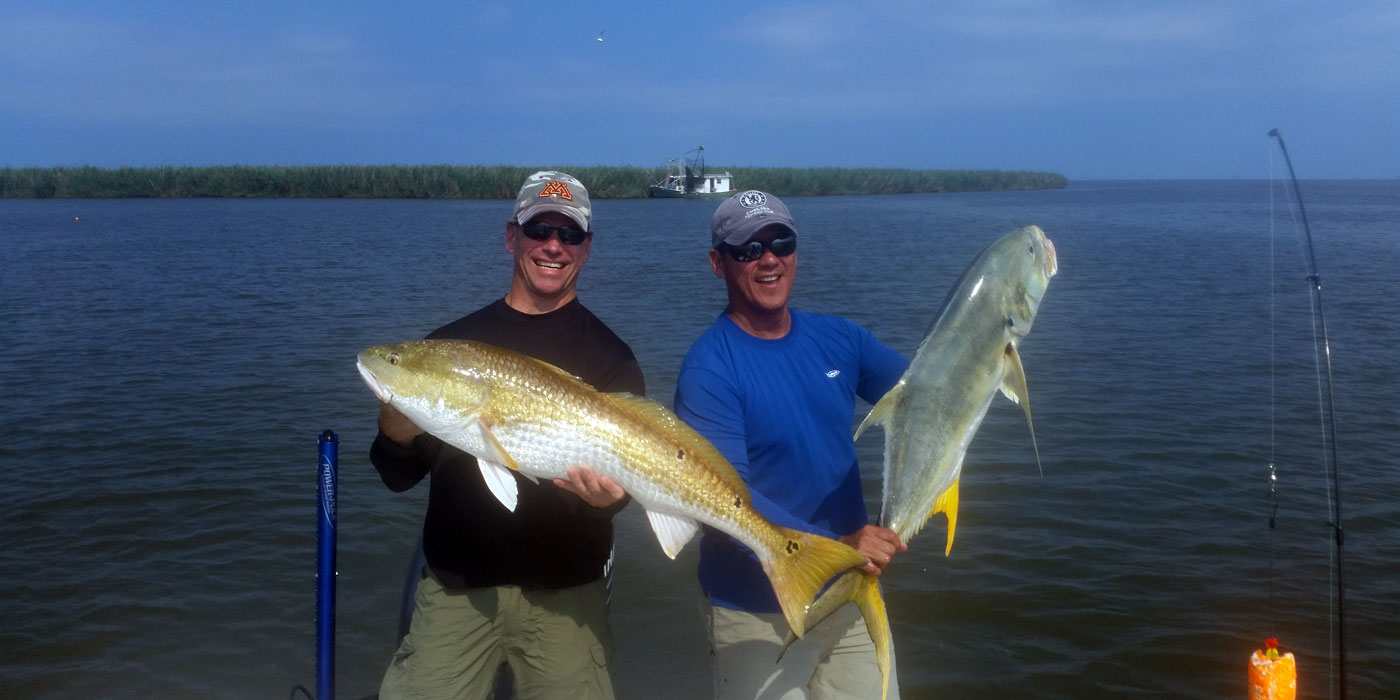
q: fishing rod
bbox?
[1268,128,1346,700]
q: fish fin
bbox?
[477,421,520,472]
[530,356,589,383]
[855,381,904,441]
[607,392,701,444]
[778,571,892,700]
[478,459,519,512]
[1000,344,1043,477]
[930,478,960,556]
[779,569,861,657]
[644,510,700,559]
[763,528,868,639]
[476,421,529,510]
[607,392,753,495]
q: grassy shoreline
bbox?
[0,165,1067,199]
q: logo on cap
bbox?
[539,181,573,200]
[739,191,766,208]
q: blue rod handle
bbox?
[317,430,338,700]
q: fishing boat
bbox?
[648,146,735,198]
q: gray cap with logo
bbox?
[513,171,592,232]
[711,190,798,248]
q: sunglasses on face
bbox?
[519,222,590,245]
[719,234,797,263]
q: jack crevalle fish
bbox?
[356,340,868,638]
[790,225,1058,699]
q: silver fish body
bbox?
[868,223,1057,548]
[790,225,1058,700]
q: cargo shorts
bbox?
[380,571,615,700]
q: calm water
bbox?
[2,181,1396,699]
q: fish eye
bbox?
[387,353,400,365]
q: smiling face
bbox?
[710,223,797,338]
[504,211,592,314]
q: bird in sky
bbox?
[596,30,605,42]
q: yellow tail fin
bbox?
[779,570,894,700]
[763,528,868,638]
[849,573,893,700]
[779,570,863,659]
[772,571,890,700]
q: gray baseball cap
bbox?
[513,171,592,231]
[711,190,797,248]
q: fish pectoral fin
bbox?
[1000,344,1044,477]
[854,381,904,441]
[476,421,520,472]
[478,459,520,512]
[644,510,700,559]
[999,344,1029,406]
[930,479,960,556]
[477,421,532,510]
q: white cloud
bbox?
[729,4,861,51]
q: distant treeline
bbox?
[0,165,1067,199]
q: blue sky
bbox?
[2,1,1396,179]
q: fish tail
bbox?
[777,569,861,659]
[775,570,892,699]
[849,573,894,700]
[765,528,868,638]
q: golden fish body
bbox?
[357,340,866,637]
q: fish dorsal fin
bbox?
[1000,344,1043,477]
[855,381,905,441]
[644,509,701,559]
[606,392,748,488]
[606,392,684,429]
[931,478,960,556]
[540,358,587,383]
[478,459,519,512]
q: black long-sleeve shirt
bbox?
[370,298,645,590]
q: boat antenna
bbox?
[1268,127,1346,700]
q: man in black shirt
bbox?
[372,171,644,700]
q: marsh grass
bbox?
[0,165,1066,198]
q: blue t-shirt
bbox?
[673,309,907,613]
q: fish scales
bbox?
[472,357,757,535]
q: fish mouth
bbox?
[357,359,395,404]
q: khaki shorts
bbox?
[380,572,615,700]
[701,596,899,700]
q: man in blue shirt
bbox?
[674,191,908,699]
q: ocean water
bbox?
[1,180,1396,699]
